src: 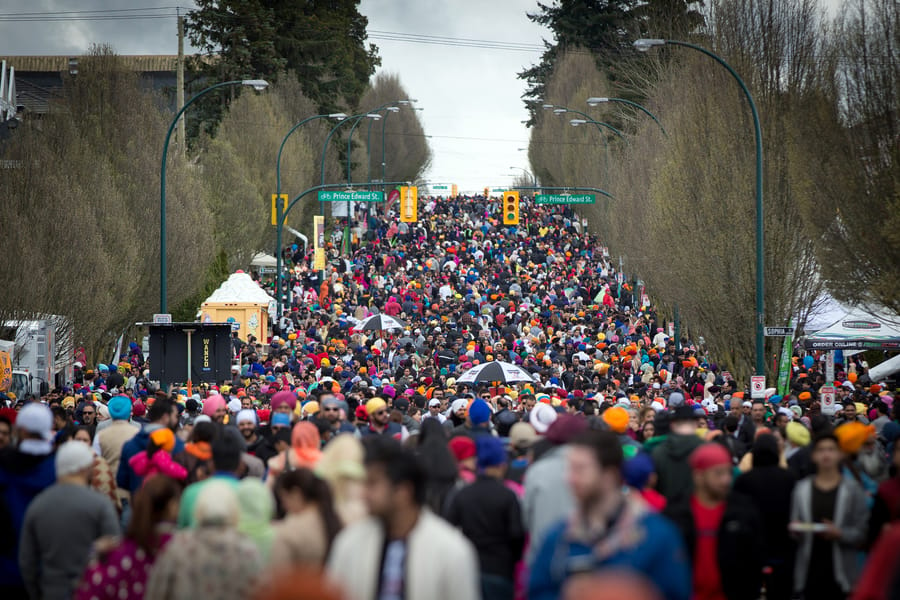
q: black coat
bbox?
[733,466,797,562]
[445,475,525,579]
[664,492,765,600]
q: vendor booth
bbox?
[199,271,275,343]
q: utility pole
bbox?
[176,12,185,154]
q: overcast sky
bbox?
[1,0,843,192]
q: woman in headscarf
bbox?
[314,433,367,525]
[265,421,322,488]
[236,478,276,562]
[145,480,262,600]
[269,468,343,569]
[77,475,180,600]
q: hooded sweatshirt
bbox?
[651,432,703,503]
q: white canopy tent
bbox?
[804,305,900,351]
[249,253,278,269]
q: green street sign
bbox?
[317,190,384,202]
[432,185,449,190]
[491,187,506,192]
[535,193,595,205]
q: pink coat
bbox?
[128,450,188,482]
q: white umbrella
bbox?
[456,360,536,385]
[356,314,407,332]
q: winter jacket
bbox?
[0,447,55,593]
[733,465,796,564]
[128,450,188,482]
[116,426,186,495]
[790,476,869,593]
[326,510,479,600]
[529,493,691,600]
[651,433,703,502]
[664,492,765,600]
[446,475,525,579]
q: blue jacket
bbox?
[0,448,55,589]
[116,427,186,494]
[528,496,692,600]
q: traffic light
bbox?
[502,191,519,225]
[484,186,489,198]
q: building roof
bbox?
[0,55,210,73]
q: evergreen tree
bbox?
[519,0,705,123]
[184,0,379,135]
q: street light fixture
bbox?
[159,78,268,313]
[633,39,665,52]
[633,37,765,376]
[586,97,668,136]
[241,79,269,91]
[569,118,626,141]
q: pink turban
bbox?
[271,390,298,411]
[201,393,226,417]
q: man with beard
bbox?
[319,393,357,435]
[326,438,479,600]
[359,398,404,438]
[442,397,470,433]
[236,408,275,462]
[665,443,765,600]
[528,430,691,600]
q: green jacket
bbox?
[651,433,703,503]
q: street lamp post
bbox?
[509,166,536,187]
[545,104,620,183]
[634,38,765,376]
[274,112,346,322]
[366,106,399,186]
[159,78,268,314]
[586,97,668,136]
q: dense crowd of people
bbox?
[1,195,899,600]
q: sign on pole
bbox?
[825,351,835,384]
[535,194,595,205]
[776,319,794,396]
[153,313,173,324]
[313,215,325,271]
[317,190,383,202]
[750,375,766,399]
[820,385,836,415]
[764,326,794,337]
[399,186,418,223]
[270,193,287,226]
